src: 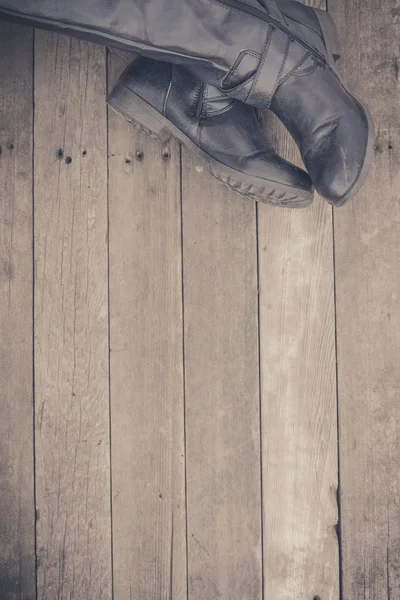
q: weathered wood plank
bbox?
[258,1,339,597]
[182,158,262,599]
[258,199,338,600]
[107,52,187,600]
[329,0,400,598]
[0,23,36,600]
[33,32,112,599]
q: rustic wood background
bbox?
[0,0,398,598]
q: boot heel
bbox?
[107,82,172,144]
[312,8,341,65]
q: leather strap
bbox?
[203,84,234,116]
[259,0,288,26]
[247,25,289,108]
[247,24,314,109]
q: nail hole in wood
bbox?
[65,156,72,164]
[82,149,87,156]
[163,150,170,161]
[125,158,132,164]
[313,596,321,600]
[136,151,144,161]
[388,143,393,150]
[57,148,64,160]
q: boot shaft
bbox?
[0,0,329,107]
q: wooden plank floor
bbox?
[0,0,399,597]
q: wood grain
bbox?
[107,52,187,600]
[0,23,36,600]
[33,33,112,599]
[258,201,338,600]
[182,156,262,600]
[259,1,339,598]
[329,0,400,598]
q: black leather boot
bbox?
[0,0,373,205]
[108,57,313,207]
[267,1,374,206]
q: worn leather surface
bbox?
[271,64,369,203]
[280,0,326,56]
[118,56,313,192]
[0,0,314,107]
[0,0,371,202]
[119,58,173,114]
[0,0,268,85]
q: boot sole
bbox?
[107,83,313,208]
[312,8,375,207]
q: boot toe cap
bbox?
[304,104,372,206]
